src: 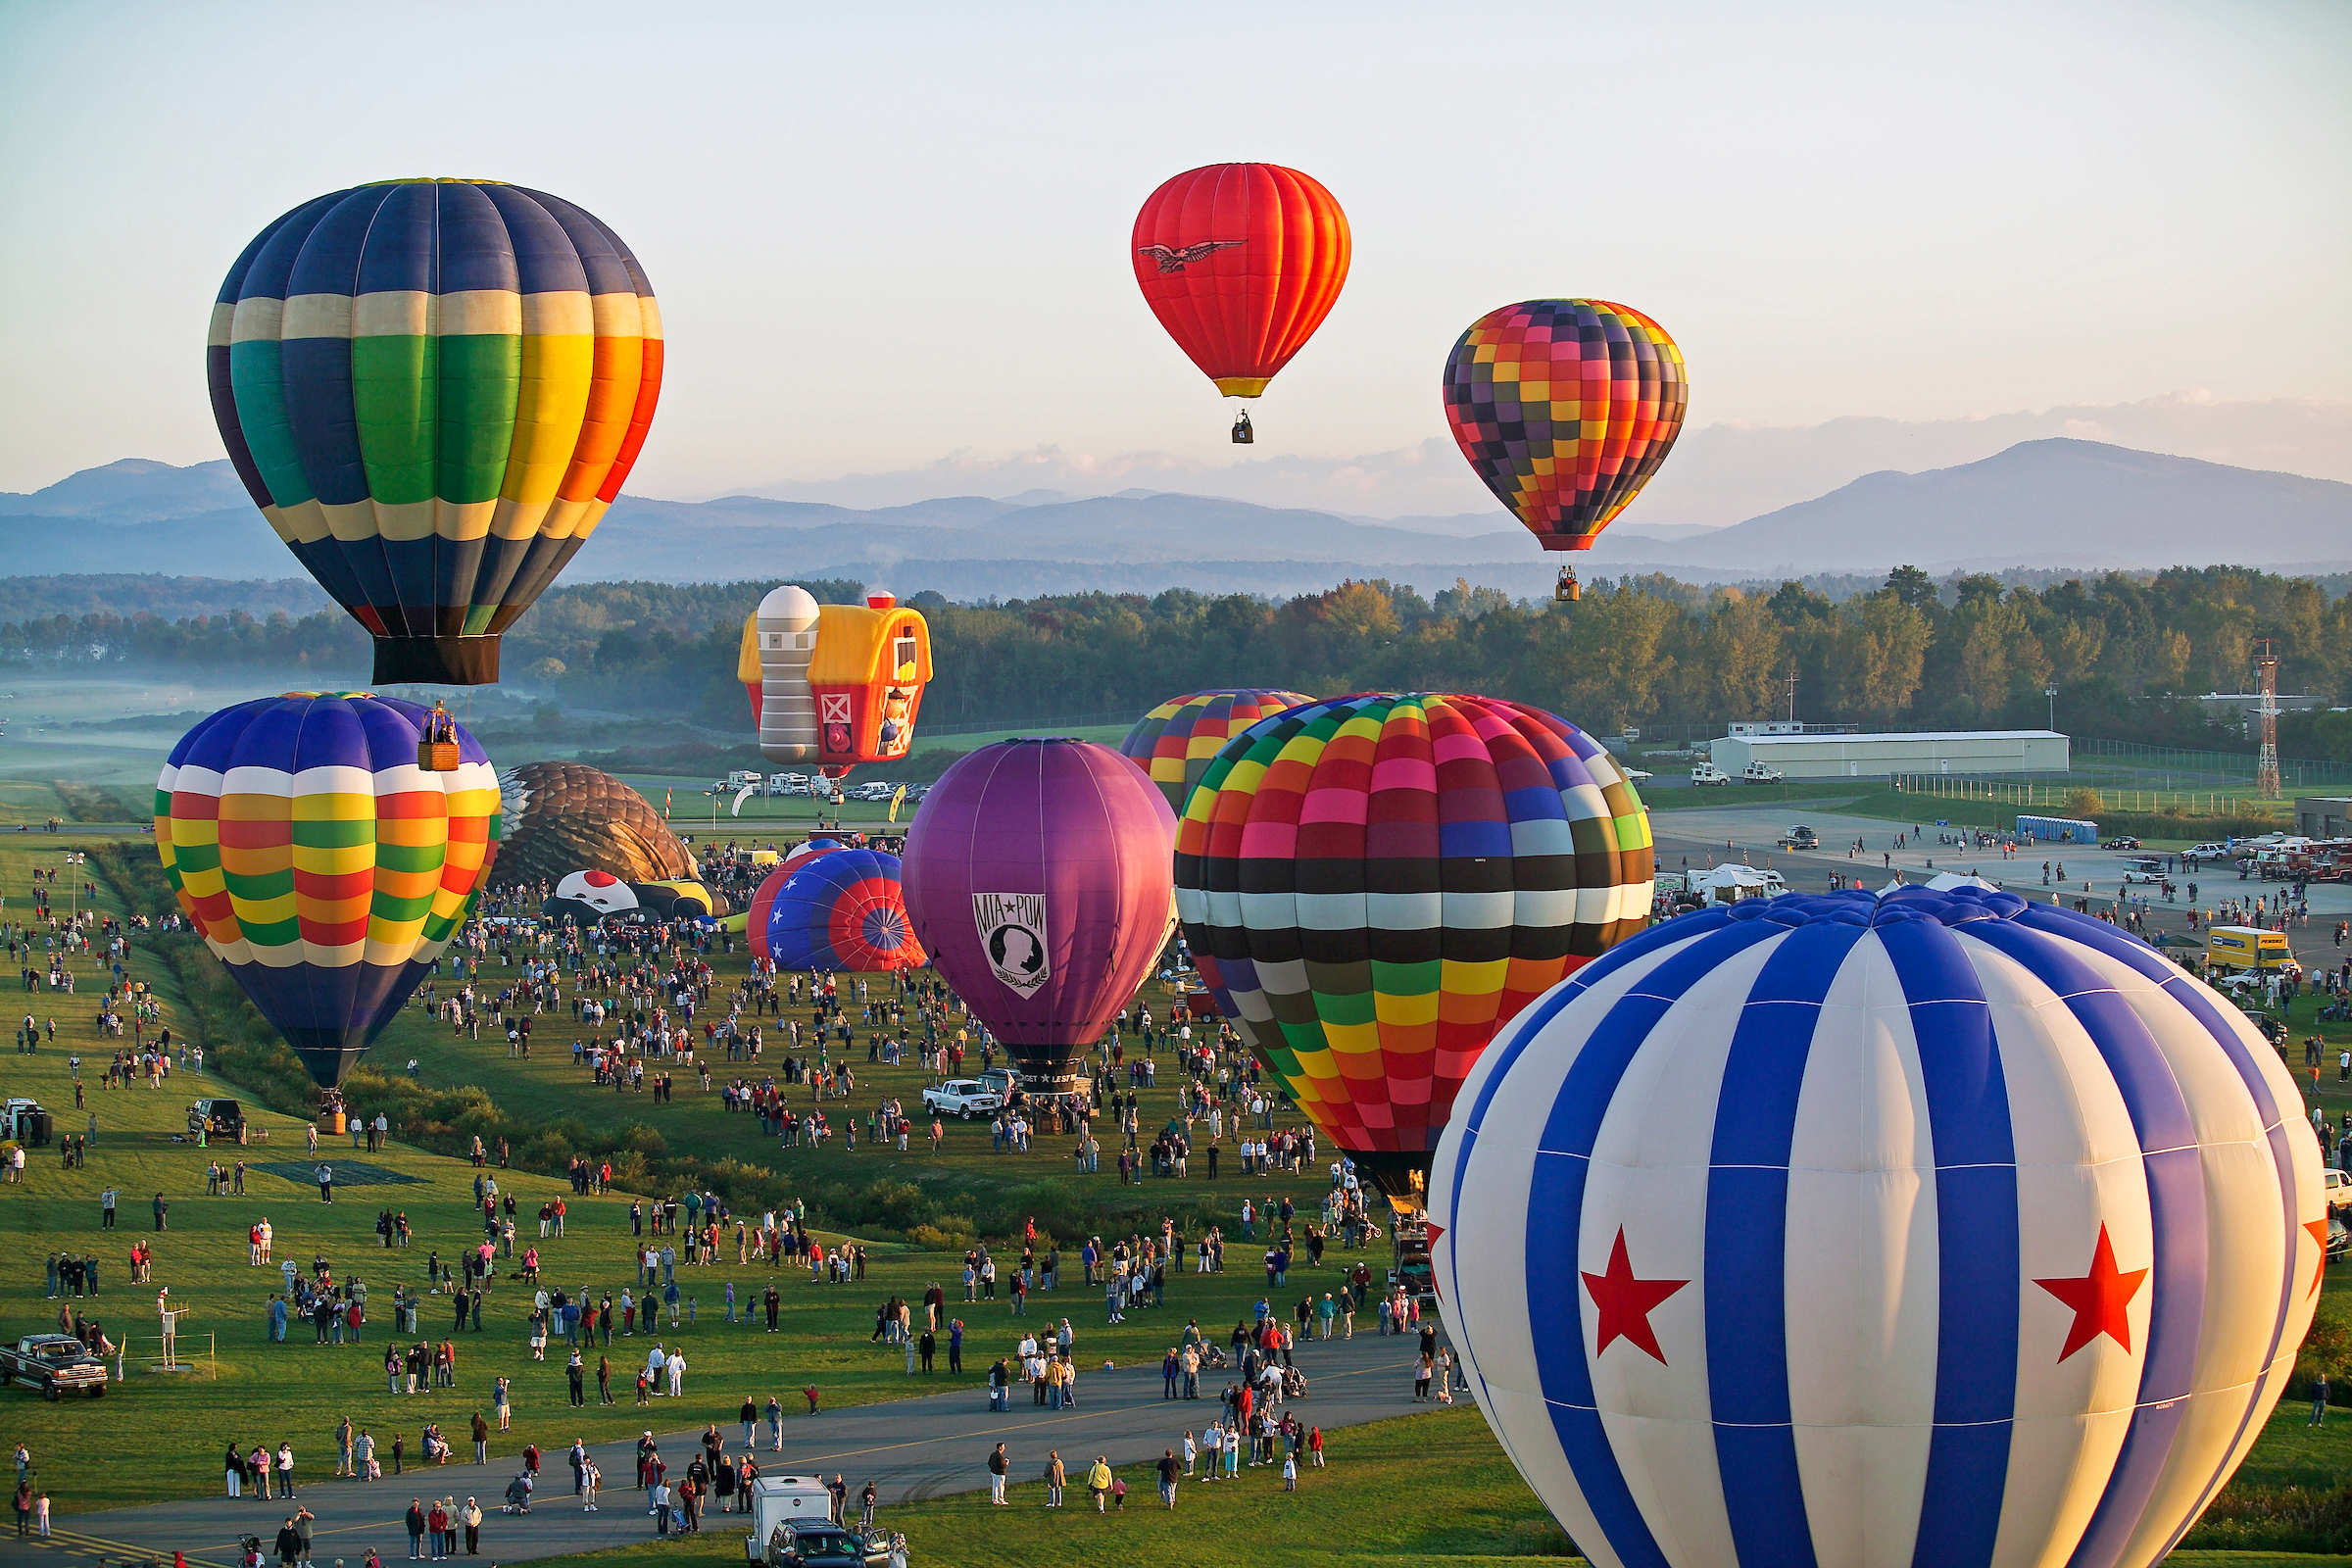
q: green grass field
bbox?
[0,835,1342,1516]
[2,822,2347,1564]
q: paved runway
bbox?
[3,1332,1432,1568]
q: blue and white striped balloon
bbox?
[1431,887,2325,1568]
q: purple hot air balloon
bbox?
[901,739,1177,1095]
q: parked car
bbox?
[2118,858,2166,885]
[0,1335,108,1399]
[1779,825,1820,851]
[761,1520,893,1567]
[2099,836,2142,850]
[2184,842,2231,860]
[921,1080,1003,1119]
[2326,1168,2352,1215]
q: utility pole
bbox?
[2253,638,2280,799]
[1783,666,1798,725]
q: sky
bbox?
[3,0,2347,520]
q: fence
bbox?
[116,1330,215,1379]
[2080,737,2352,790]
[1891,773,2280,819]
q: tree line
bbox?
[5,566,2348,759]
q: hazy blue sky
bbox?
[3,0,2345,507]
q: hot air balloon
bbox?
[155,692,500,1087]
[1132,164,1349,436]
[496,762,694,889]
[208,180,663,685]
[1117,688,1312,818]
[1432,887,2326,1568]
[740,587,931,779]
[902,740,1177,1095]
[764,848,925,973]
[1442,300,1688,564]
[1172,693,1652,1199]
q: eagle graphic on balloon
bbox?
[165,167,2318,1568]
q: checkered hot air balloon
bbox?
[155,693,501,1088]
[208,180,663,684]
[1118,688,1313,817]
[1172,693,1653,1198]
[1443,300,1688,553]
[763,849,925,973]
[1431,887,2328,1568]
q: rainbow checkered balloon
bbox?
[1172,693,1653,1195]
[1119,688,1312,816]
[156,692,501,1087]
[1443,300,1688,552]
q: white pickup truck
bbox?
[1690,762,1732,787]
[921,1080,1003,1119]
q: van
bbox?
[2206,925,2292,973]
[746,1475,835,1560]
[1690,762,1731,787]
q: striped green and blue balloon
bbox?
[207,180,664,684]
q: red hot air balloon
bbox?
[901,740,1176,1096]
[1132,164,1349,434]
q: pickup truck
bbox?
[1690,763,1732,787]
[1,1335,108,1399]
[921,1080,1003,1119]
[1740,762,1785,784]
[1779,825,1820,851]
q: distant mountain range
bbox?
[3,439,2345,598]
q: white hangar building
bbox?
[1707,726,2071,780]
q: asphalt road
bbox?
[3,1331,1432,1568]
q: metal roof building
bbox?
[1708,728,2071,780]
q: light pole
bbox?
[2044,684,2058,732]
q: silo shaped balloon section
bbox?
[901,739,1176,1096]
[155,692,501,1087]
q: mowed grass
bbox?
[0,837,1354,1516]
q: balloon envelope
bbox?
[1132,164,1349,400]
[156,691,500,1087]
[1172,693,1652,1193]
[1432,888,2325,1568]
[1442,299,1687,553]
[497,762,695,890]
[902,740,1177,1093]
[764,848,924,973]
[1118,688,1312,818]
[208,179,663,683]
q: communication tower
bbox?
[2253,638,2281,799]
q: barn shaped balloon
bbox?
[739,587,931,778]
[1431,888,2326,1568]
[1118,688,1312,817]
[208,180,663,684]
[763,848,924,973]
[155,692,500,1087]
[1443,300,1688,554]
[1173,693,1652,1196]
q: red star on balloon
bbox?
[2034,1223,2148,1361]
[1582,1228,1688,1365]
[2306,1217,2328,1299]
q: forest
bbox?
[5,565,2350,760]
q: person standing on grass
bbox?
[1156,1448,1179,1509]
[2314,1372,2331,1426]
[1086,1456,1111,1512]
